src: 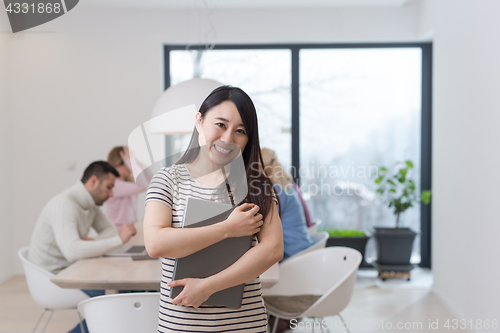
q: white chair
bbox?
[18,247,89,333]
[308,220,322,235]
[287,231,329,260]
[263,247,362,333]
[78,293,160,333]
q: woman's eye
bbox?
[216,123,226,128]
[237,129,246,135]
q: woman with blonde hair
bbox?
[261,148,313,261]
[105,146,147,229]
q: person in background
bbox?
[105,146,147,230]
[261,148,314,333]
[29,161,137,333]
[291,180,313,227]
[261,148,314,261]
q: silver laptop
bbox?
[170,197,253,309]
[104,244,148,257]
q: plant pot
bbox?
[373,227,416,265]
[326,236,369,267]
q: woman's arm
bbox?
[143,201,264,258]
[112,179,146,198]
[168,201,283,308]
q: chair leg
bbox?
[31,309,47,333]
[78,309,85,333]
[324,317,332,333]
[271,315,279,333]
[319,317,330,333]
[337,313,350,333]
[40,309,53,333]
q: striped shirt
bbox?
[145,164,268,333]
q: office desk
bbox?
[51,224,279,290]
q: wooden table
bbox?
[51,224,279,290]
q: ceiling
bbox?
[81,0,414,9]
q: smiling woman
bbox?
[143,86,284,333]
[193,101,248,172]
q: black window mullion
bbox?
[164,46,171,90]
[420,43,433,268]
[291,47,300,185]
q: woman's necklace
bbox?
[220,167,235,207]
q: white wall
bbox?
[3,4,422,278]
[0,15,15,282]
[419,0,500,330]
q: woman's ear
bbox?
[195,112,202,133]
[88,175,100,190]
[195,112,206,146]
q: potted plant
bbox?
[325,229,370,267]
[373,160,431,266]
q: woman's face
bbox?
[196,101,249,166]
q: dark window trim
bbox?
[420,44,433,268]
[164,42,433,268]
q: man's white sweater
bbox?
[29,181,123,274]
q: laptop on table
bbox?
[104,245,148,257]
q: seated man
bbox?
[29,161,137,333]
[29,160,136,274]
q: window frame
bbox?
[164,42,433,268]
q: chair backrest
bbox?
[307,220,321,235]
[78,293,160,333]
[18,247,88,310]
[265,246,362,317]
[288,231,329,260]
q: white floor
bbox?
[356,266,434,289]
[0,268,466,333]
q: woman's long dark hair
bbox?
[176,86,277,220]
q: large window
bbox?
[165,43,432,267]
[299,48,422,262]
[169,49,292,169]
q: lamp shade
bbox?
[149,78,223,134]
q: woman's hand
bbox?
[223,203,263,238]
[168,278,214,308]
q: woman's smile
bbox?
[213,143,233,156]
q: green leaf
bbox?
[377,188,384,194]
[387,179,396,186]
[380,167,387,171]
[389,189,396,193]
[421,190,432,204]
[405,160,414,168]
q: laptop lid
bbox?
[104,245,148,257]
